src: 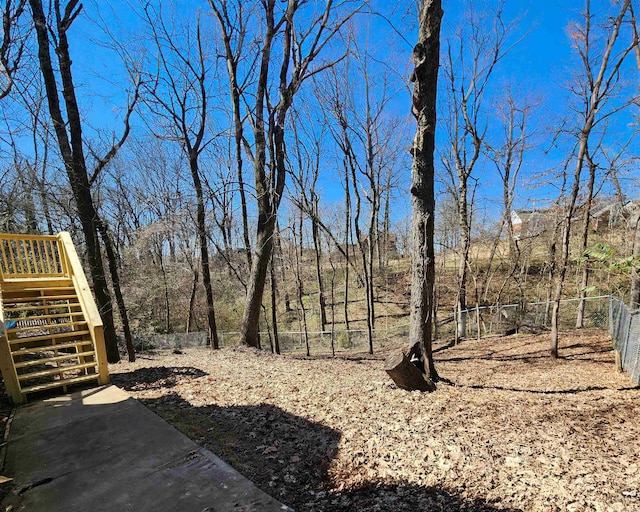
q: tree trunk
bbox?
[190,154,219,349]
[154,237,171,334]
[29,0,120,362]
[186,266,199,333]
[241,208,275,347]
[456,183,470,340]
[576,157,596,327]
[294,209,310,356]
[240,1,278,348]
[384,351,436,392]
[269,249,281,354]
[96,217,136,361]
[398,0,443,389]
[311,202,327,331]
[343,164,351,331]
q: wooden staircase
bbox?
[0,233,109,404]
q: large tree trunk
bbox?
[241,212,276,347]
[239,0,278,348]
[190,154,219,349]
[343,162,352,331]
[29,0,120,362]
[390,0,442,390]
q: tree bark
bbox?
[186,265,199,334]
[402,0,443,388]
[311,199,328,331]
[269,249,281,354]
[239,0,279,348]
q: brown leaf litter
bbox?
[110,328,640,512]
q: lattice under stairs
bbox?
[0,233,109,404]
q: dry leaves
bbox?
[111,328,640,512]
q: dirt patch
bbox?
[110,329,640,511]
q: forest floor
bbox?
[110,328,640,512]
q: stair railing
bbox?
[59,232,109,386]
[0,232,109,403]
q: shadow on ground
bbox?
[118,363,523,512]
[110,366,207,391]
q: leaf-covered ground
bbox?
[110,329,640,512]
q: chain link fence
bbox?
[610,296,640,385]
[127,323,411,355]
[128,296,615,356]
[127,295,640,386]
[457,296,611,339]
[132,331,209,352]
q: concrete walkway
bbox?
[1,385,291,511]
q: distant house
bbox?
[590,200,639,232]
[511,210,553,240]
[511,200,639,240]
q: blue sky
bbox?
[4,0,637,234]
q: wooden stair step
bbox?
[4,273,73,292]
[6,311,85,323]
[20,373,100,395]
[9,330,91,345]
[3,294,78,304]
[18,362,97,381]
[2,284,74,293]
[7,320,88,334]
[3,303,82,313]
[12,340,95,355]
[14,350,96,369]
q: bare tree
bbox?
[0,0,27,100]
[440,0,519,339]
[28,0,122,362]
[550,0,637,357]
[484,89,535,308]
[288,106,328,331]
[386,0,442,391]
[138,5,220,348]
[209,0,253,268]
[235,0,363,348]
